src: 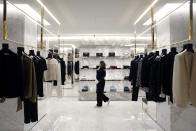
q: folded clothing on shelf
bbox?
[96,53,103,57]
[110,86,117,92]
[110,66,118,69]
[123,66,130,69]
[83,52,90,57]
[82,86,89,92]
[124,76,129,80]
[124,87,130,92]
[108,52,115,57]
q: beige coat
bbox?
[190,53,196,107]
[173,50,195,108]
[44,58,62,85]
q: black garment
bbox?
[141,53,154,87]
[96,67,109,106]
[75,61,79,75]
[36,56,47,97]
[24,99,38,124]
[148,55,166,102]
[0,48,23,99]
[24,57,39,124]
[136,58,143,87]
[67,61,73,76]
[53,58,66,86]
[60,59,66,85]
[129,58,139,101]
[162,51,178,102]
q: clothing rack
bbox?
[154,39,191,50]
[135,39,192,55]
[4,39,50,53]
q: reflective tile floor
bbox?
[31,96,163,131]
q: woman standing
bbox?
[96,61,110,107]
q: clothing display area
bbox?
[0,0,196,131]
[129,44,196,105]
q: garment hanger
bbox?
[171,47,177,53]
[47,53,53,59]
[162,49,167,55]
[17,47,24,56]
[29,50,35,56]
[1,43,12,55]
[186,43,194,53]
[2,43,9,50]
[182,44,187,52]
[37,51,40,56]
[155,51,159,56]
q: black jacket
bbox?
[162,51,178,102]
[75,61,79,75]
[96,67,106,92]
[0,48,23,98]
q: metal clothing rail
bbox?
[5,39,50,53]
[154,39,191,51]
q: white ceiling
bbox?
[7,0,187,48]
[9,0,155,35]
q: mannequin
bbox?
[140,55,143,58]
[162,49,167,55]
[17,47,24,56]
[29,50,35,56]
[37,51,40,56]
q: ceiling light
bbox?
[37,0,61,25]
[143,3,193,25]
[1,3,50,25]
[134,0,159,25]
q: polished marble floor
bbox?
[31,96,163,131]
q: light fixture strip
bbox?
[7,1,56,36]
[134,0,159,25]
[37,0,61,25]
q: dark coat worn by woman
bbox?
[96,67,109,106]
[96,67,106,92]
